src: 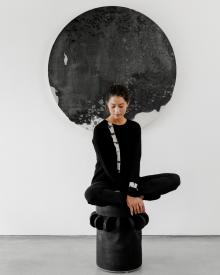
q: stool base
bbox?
[97,265,142,273]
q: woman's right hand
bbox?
[126,195,145,215]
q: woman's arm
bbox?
[92,126,120,186]
[127,124,142,197]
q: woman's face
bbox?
[106,96,129,119]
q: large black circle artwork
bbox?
[48,6,176,130]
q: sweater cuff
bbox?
[127,181,141,197]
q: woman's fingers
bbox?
[136,201,145,214]
[133,205,137,215]
[135,203,141,214]
[135,204,140,214]
[140,203,144,214]
[130,204,145,215]
[134,201,142,214]
[141,202,145,213]
[130,206,134,216]
[127,197,146,215]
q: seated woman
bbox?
[84,84,181,216]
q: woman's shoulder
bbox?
[94,119,106,129]
[93,120,108,137]
[127,119,141,131]
[129,119,140,126]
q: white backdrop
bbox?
[0,0,219,235]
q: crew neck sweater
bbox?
[91,118,142,197]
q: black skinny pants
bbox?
[84,173,181,207]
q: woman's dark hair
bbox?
[105,84,131,105]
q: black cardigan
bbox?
[91,118,142,196]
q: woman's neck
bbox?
[105,116,127,125]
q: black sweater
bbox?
[91,118,142,197]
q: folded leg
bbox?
[137,173,181,201]
[84,181,126,207]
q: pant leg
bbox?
[137,173,181,201]
[84,181,127,207]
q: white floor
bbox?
[0,236,219,275]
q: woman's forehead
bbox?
[108,96,126,104]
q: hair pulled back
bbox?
[105,84,131,105]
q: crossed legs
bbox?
[84,173,181,206]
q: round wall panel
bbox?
[48,6,176,130]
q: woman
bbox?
[84,85,180,216]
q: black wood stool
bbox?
[89,205,149,272]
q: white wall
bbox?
[0,0,219,235]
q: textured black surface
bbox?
[95,205,142,272]
[48,6,176,129]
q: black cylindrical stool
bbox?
[96,205,142,272]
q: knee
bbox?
[171,173,181,188]
[84,186,97,205]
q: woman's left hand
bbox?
[126,195,145,215]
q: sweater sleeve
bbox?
[92,126,119,186]
[127,124,142,197]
